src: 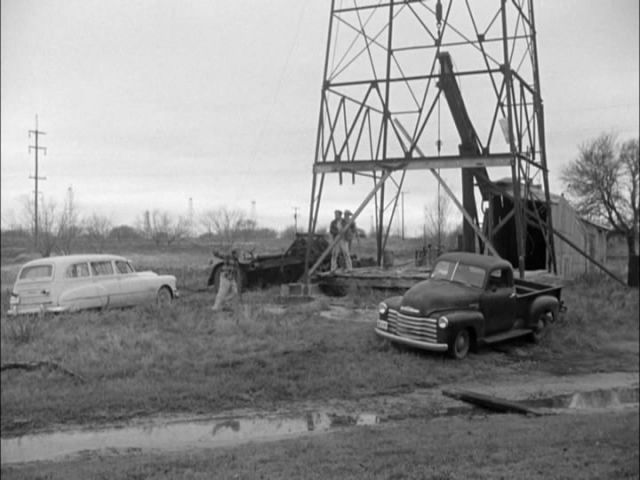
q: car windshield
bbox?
[431,260,485,288]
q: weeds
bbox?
[2,315,42,345]
[1,264,637,436]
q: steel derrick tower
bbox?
[305,0,556,278]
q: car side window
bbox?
[66,263,90,278]
[115,260,134,274]
[487,268,509,289]
[91,261,115,276]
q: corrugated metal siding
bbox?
[552,196,608,278]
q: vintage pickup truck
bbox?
[375,252,563,359]
[207,233,330,292]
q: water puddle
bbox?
[523,386,639,411]
[1,411,379,465]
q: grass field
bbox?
[1,240,638,437]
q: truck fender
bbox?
[440,310,485,347]
[528,296,559,323]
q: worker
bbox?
[330,209,344,271]
[211,248,241,312]
[340,209,354,271]
[343,209,358,251]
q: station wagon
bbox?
[7,254,179,316]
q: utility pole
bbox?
[293,206,299,233]
[29,115,46,249]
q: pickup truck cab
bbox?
[375,252,563,359]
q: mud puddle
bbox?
[2,382,637,465]
[522,385,639,411]
[1,411,379,465]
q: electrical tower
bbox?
[305,0,556,278]
[29,115,47,248]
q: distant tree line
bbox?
[1,193,297,257]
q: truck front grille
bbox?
[387,310,438,344]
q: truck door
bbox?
[480,267,516,334]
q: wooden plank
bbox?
[442,389,543,416]
[315,263,433,293]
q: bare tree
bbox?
[57,187,81,254]
[35,198,59,257]
[84,213,113,252]
[200,207,250,245]
[137,210,190,246]
[424,191,452,255]
[562,134,639,285]
[166,214,190,245]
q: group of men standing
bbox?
[211,208,358,311]
[330,209,357,272]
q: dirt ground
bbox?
[2,369,638,479]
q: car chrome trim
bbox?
[374,328,448,352]
[400,306,420,314]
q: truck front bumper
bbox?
[375,328,449,352]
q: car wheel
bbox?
[448,328,471,359]
[211,267,222,293]
[530,310,553,343]
[156,286,173,307]
[207,266,218,289]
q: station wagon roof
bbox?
[21,254,128,268]
[435,252,512,271]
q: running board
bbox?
[482,328,532,345]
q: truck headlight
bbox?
[437,316,449,329]
[378,302,388,316]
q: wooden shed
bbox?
[485,179,609,279]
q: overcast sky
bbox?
[1,0,638,235]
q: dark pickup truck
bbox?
[375,252,563,359]
[207,233,329,291]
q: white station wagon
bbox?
[7,254,179,316]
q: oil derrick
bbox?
[304,0,556,278]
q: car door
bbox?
[61,261,104,310]
[90,260,122,307]
[114,260,146,306]
[480,267,516,335]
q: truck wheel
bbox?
[448,329,471,359]
[530,310,553,343]
[209,267,222,293]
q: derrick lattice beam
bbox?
[305,0,555,276]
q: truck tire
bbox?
[448,328,471,359]
[530,309,554,343]
[208,266,222,292]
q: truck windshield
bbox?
[431,260,485,288]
